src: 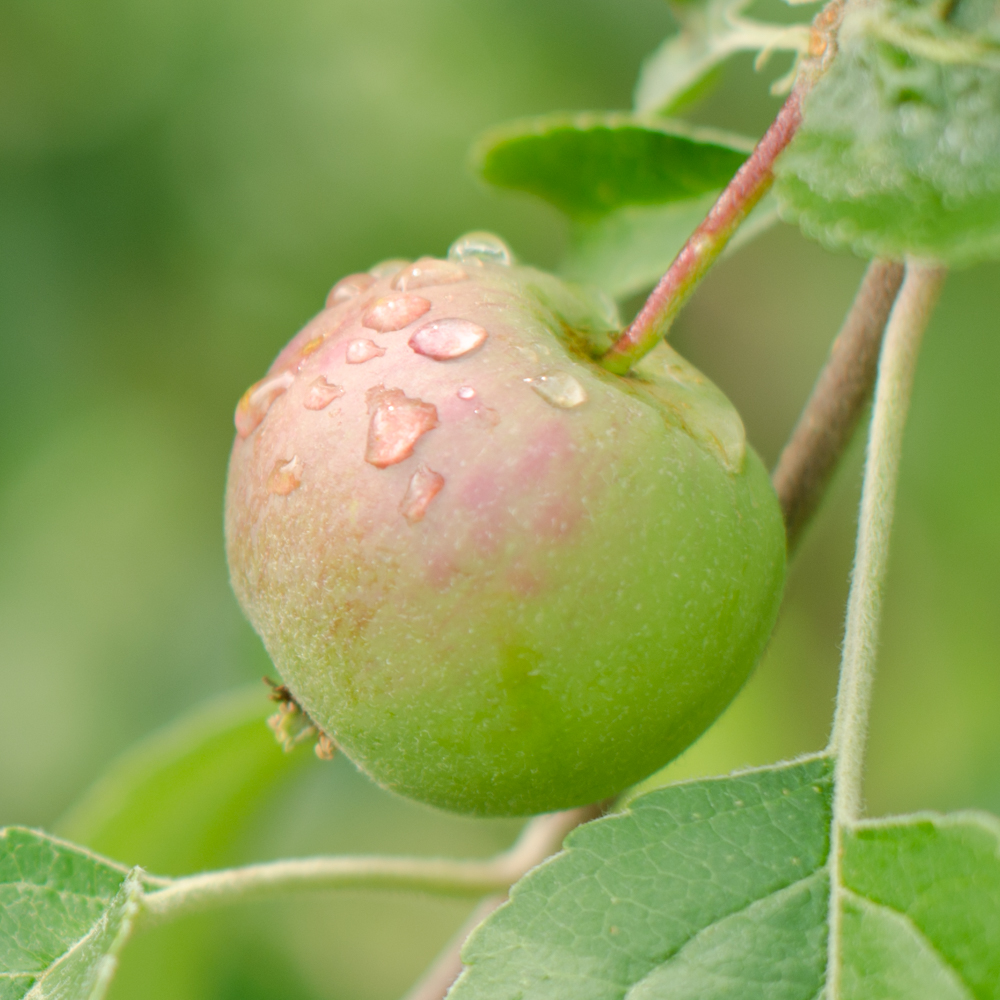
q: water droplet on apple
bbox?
[448,231,513,266]
[235,370,296,438]
[457,386,476,400]
[346,339,386,364]
[400,465,445,523]
[327,273,375,307]
[369,258,410,279]
[408,319,488,361]
[268,455,304,495]
[474,406,500,427]
[303,376,345,410]
[527,370,587,409]
[364,386,439,468]
[392,257,467,291]
[362,294,432,332]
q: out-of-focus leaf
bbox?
[56,685,316,876]
[0,827,141,1000]
[841,812,1000,997]
[474,113,751,219]
[634,0,810,114]
[776,0,1000,265]
[450,757,834,1000]
[561,191,779,299]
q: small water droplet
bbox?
[303,376,345,410]
[268,455,304,495]
[399,465,445,523]
[362,294,432,332]
[409,318,487,361]
[447,231,514,266]
[326,272,375,307]
[457,386,476,400]
[365,386,439,467]
[235,370,296,438]
[392,257,466,291]
[346,339,386,364]
[527,370,587,409]
[369,258,410,279]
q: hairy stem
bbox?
[772,259,905,553]
[599,90,803,375]
[139,804,597,929]
[828,260,945,817]
[825,260,945,999]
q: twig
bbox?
[772,259,905,553]
[139,804,598,929]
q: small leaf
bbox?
[841,812,1000,997]
[0,828,143,1000]
[450,756,834,1000]
[775,0,1000,265]
[634,0,810,114]
[561,192,779,300]
[56,684,316,875]
[474,113,751,219]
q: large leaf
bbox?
[451,759,1000,998]
[841,812,1000,997]
[0,828,144,1000]
[775,0,1000,265]
[450,756,834,1000]
[56,684,316,875]
[474,113,751,220]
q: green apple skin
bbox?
[224,235,786,817]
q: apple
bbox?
[224,232,785,816]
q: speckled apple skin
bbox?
[225,252,785,816]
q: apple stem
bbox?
[598,89,803,375]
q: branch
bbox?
[772,259,905,553]
[139,803,600,929]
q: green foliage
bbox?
[451,758,834,1000]
[776,0,1000,265]
[452,760,1000,998]
[0,828,141,1000]
[474,114,751,219]
[56,685,315,875]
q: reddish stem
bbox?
[600,89,804,375]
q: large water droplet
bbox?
[392,257,466,291]
[362,294,432,333]
[448,231,514,266]
[303,376,345,410]
[370,258,410,279]
[399,465,445,523]
[268,455,304,495]
[457,386,476,400]
[527,370,587,409]
[346,339,386,364]
[235,370,296,438]
[365,386,439,468]
[408,319,488,361]
[326,272,375,307]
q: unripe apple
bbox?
[224,233,785,816]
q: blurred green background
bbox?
[2,1,999,998]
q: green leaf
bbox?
[56,684,316,876]
[561,192,779,300]
[0,828,143,1000]
[841,812,1000,998]
[474,113,751,220]
[775,0,1000,265]
[634,0,810,114]
[450,756,834,1000]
